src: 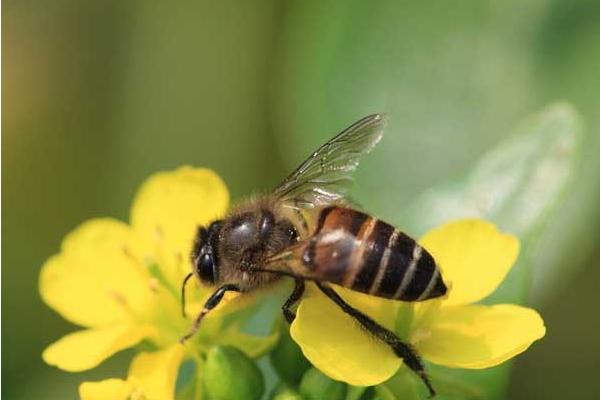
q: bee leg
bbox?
[179,284,240,343]
[316,282,436,398]
[282,278,305,323]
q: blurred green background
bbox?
[3,1,600,399]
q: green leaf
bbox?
[402,102,582,239]
[398,103,582,399]
[403,102,582,303]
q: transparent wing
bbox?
[273,113,388,208]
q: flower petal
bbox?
[130,167,229,283]
[413,304,545,368]
[419,219,519,306]
[39,219,153,327]
[42,324,154,372]
[128,344,185,400]
[79,379,135,400]
[290,287,401,386]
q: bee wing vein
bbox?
[273,114,388,207]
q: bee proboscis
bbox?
[181,114,447,396]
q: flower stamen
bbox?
[121,245,153,276]
[128,387,146,400]
[147,262,179,301]
[410,328,432,345]
[148,278,160,293]
[107,289,138,320]
[153,225,164,243]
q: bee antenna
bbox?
[181,272,194,318]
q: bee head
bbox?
[191,221,222,285]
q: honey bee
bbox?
[180,114,447,396]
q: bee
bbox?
[180,114,447,397]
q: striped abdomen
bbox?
[299,206,447,301]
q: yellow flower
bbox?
[289,219,546,387]
[78,345,184,400]
[39,167,276,400]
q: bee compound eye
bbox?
[197,253,217,284]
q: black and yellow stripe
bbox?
[303,206,447,302]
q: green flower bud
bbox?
[203,345,264,400]
[269,382,303,400]
[347,385,375,400]
[269,320,310,385]
[299,368,347,400]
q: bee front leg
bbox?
[282,278,305,323]
[179,284,241,343]
[316,282,436,398]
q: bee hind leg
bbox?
[282,278,305,323]
[316,282,436,398]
